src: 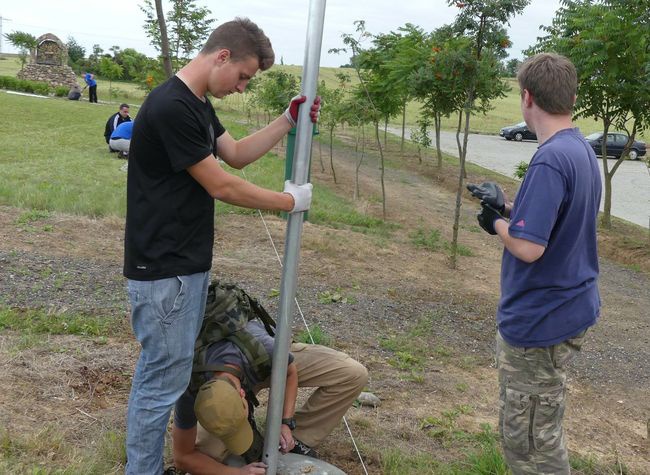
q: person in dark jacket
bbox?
[104,104,131,151]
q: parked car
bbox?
[584,132,647,160]
[499,122,537,141]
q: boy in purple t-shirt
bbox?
[468,53,601,475]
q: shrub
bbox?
[54,86,69,97]
[32,82,51,96]
[0,75,18,90]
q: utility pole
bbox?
[0,15,13,55]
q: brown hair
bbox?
[201,17,275,71]
[517,53,577,115]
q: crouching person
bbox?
[171,282,368,474]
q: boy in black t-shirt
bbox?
[123,18,320,475]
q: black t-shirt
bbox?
[124,76,226,280]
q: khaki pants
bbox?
[196,342,368,461]
[496,330,587,475]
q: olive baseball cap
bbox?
[194,377,253,455]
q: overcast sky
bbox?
[1,0,560,68]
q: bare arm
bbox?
[279,362,299,453]
[187,155,294,211]
[283,362,298,421]
[494,220,545,263]
[172,424,267,475]
[217,115,292,169]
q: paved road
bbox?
[391,127,650,228]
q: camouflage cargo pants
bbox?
[496,329,587,475]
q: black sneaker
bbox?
[163,467,182,475]
[290,439,318,458]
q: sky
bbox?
[0,0,561,68]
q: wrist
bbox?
[281,417,296,430]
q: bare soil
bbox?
[1,136,649,474]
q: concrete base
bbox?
[225,453,347,474]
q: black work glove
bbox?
[467,182,505,213]
[477,202,505,235]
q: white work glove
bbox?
[283,180,313,213]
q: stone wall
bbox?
[17,64,79,89]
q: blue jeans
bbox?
[125,272,209,475]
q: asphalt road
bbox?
[391,127,650,228]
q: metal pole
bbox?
[262,0,327,473]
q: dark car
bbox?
[585,132,647,160]
[499,122,537,141]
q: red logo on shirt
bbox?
[514,219,525,227]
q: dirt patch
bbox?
[1,137,649,473]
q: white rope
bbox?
[242,170,369,475]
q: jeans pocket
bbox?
[532,384,565,451]
[155,277,185,324]
[503,386,532,454]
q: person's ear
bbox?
[215,49,231,65]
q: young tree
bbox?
[446,0,529,269]
[332,21,395,219]
[4,31,36,69]
[318,80,346,184]
[410,116,433,164]
[252,70,300,124]
[532,0,650,228]
[99,56,124,101]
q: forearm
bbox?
[216,175,293,211]
[283,364,298,419]
[224,115,292,169]
[176,450,241,475]
[495,220,545,263]
[187,158,294,211]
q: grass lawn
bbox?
[0,91,392,237]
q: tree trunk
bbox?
[383,115,388,149]
[600,120,612,228]
[154,0,173,79]
[400,99,406,152]
[329,127,337,184]
[317,138,324,172]
[450,89,474,269]
[354,125,365,200]
[435,113,442,169]
[374,121,387,220]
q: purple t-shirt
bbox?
[498,128,602,347]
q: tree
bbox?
[252,70,300,123]
[318,80,347,184]
[531,0,650,228]
[409,26,468,169]
[504,57,521,77]
[4,31,36,69]
[66,36,86,66]
[410,116,433,164]
[141,0,215,74]
[332,21,397,219]
[99,56,124,100]
[446,0,530,269]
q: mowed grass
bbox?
[0,92,391,234]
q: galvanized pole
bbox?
[262,0,327,473]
